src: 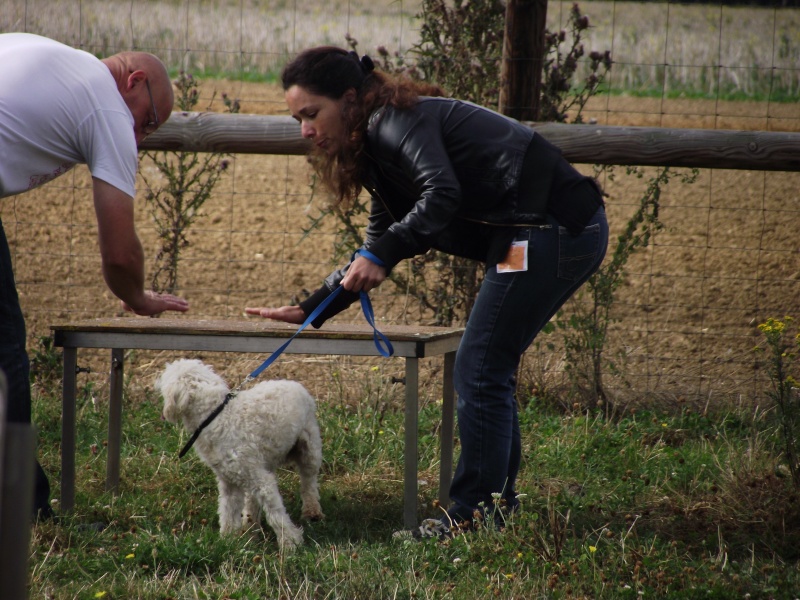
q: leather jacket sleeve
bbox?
[362,106,465,270]
[298,263,359,328]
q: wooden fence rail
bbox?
[140,112,800,172]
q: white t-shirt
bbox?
[0,33,138,198]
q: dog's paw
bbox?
[278,527,304,552]
[302,508,325,522]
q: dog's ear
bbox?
[157,372,189,424]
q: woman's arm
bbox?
[364,106,463,268]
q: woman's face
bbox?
[285,85,354,155]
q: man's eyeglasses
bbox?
[143,79,160,136]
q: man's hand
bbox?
[244,305,305,324]
[122,290,189,316]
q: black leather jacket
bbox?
[299,97,597,324]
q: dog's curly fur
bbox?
[155,358,324,551]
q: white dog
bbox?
[155,358,324,551]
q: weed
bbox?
[755,316,800,487]
[540,2,613,123]
[553,165,699,414]
[140,72,239,295]
[29,335,62,387]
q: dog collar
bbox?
[179,391,235,458]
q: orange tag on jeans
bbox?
[497,240,528,273]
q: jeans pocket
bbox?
[557,223,602,282]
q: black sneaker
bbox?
[33,504,56,523]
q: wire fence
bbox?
[3,0,800,410]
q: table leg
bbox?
[403,357,419,529]
[61,347,77,512]
[439,351,456,507]
[106,348,124,494]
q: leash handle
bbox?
[359,291,393,357]
[354,247,384,267]
[353,248,394,357]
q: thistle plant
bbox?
[393,0,505,109]
[555,166,698,415]
[540,3,613,123]
[140,72,239,294]
[756,316,800,486]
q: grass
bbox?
[27,368,800,599]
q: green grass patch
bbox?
[165,67,282,85]
[28,383,800,598]
[608,85,800,104]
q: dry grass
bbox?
[3,0,799,95]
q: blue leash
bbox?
[179,250,393,457]
[248,249,393,378]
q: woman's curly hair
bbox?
[281,46,444,209]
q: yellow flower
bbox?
[759,317,789,334]
[589,546,597,553]
[125,553,135,560]
[94,593,108,599]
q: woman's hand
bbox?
[341,256,386,292]
[244,305,306,324]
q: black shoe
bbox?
[33,504,56,523]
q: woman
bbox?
[246,46,609,539]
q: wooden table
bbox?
[52,318,464,528]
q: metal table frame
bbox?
[52,318,463,528]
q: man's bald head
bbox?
[102,51,173,140]
[114,52,173,112]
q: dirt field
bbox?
[4,82,800,410]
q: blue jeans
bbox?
[0,217,30,423]
[0,217,52,517]
[447,207,608,523]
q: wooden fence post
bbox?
[499,0,548,120]
[0,370,33,600]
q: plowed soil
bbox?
[5,82,800,410]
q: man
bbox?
[0,33,189,520]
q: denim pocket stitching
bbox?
[557,223,601,282]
